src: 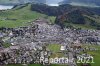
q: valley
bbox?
[0,1,100,66]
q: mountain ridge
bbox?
[0,0,46,5]
[60,0,100,7]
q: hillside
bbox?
[0,3,100,29]
[55,9,100,29]
[31,4,100,29]
[31,4,100,15]
[0,4,54,28]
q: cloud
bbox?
[47,0,63,4]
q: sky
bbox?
[47,0,63,4]
[47,0,63,6]
[0,5,13,10]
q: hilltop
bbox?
[60,0,100,7]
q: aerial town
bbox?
[0,18,100,66]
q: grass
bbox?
[48,16,56,24]
[65,22,96,30]
[48,44,61,52]
[0,4,45,27]
[6,64,23,66]
[29,64,67,66]
[0,4,55,28]
[77,45,100,66]
[50,52,65,58]
[87,45,100,66]
[6,64,67,66]
[3,43,11,48]
[28,64,42,66]
[47,44,65,58]
[84,15,100,24]
[51,64,67,66]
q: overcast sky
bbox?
[47,0,63,4]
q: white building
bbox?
[60,46,66,51]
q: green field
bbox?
[48,44,61,52]
[77,45,100,66]
[0,4,55,28]
[47,44,65,58]
[64,22,96,30]
[87,45,100,66]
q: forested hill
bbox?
[31,4,100,29]
[31,4,100,16]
